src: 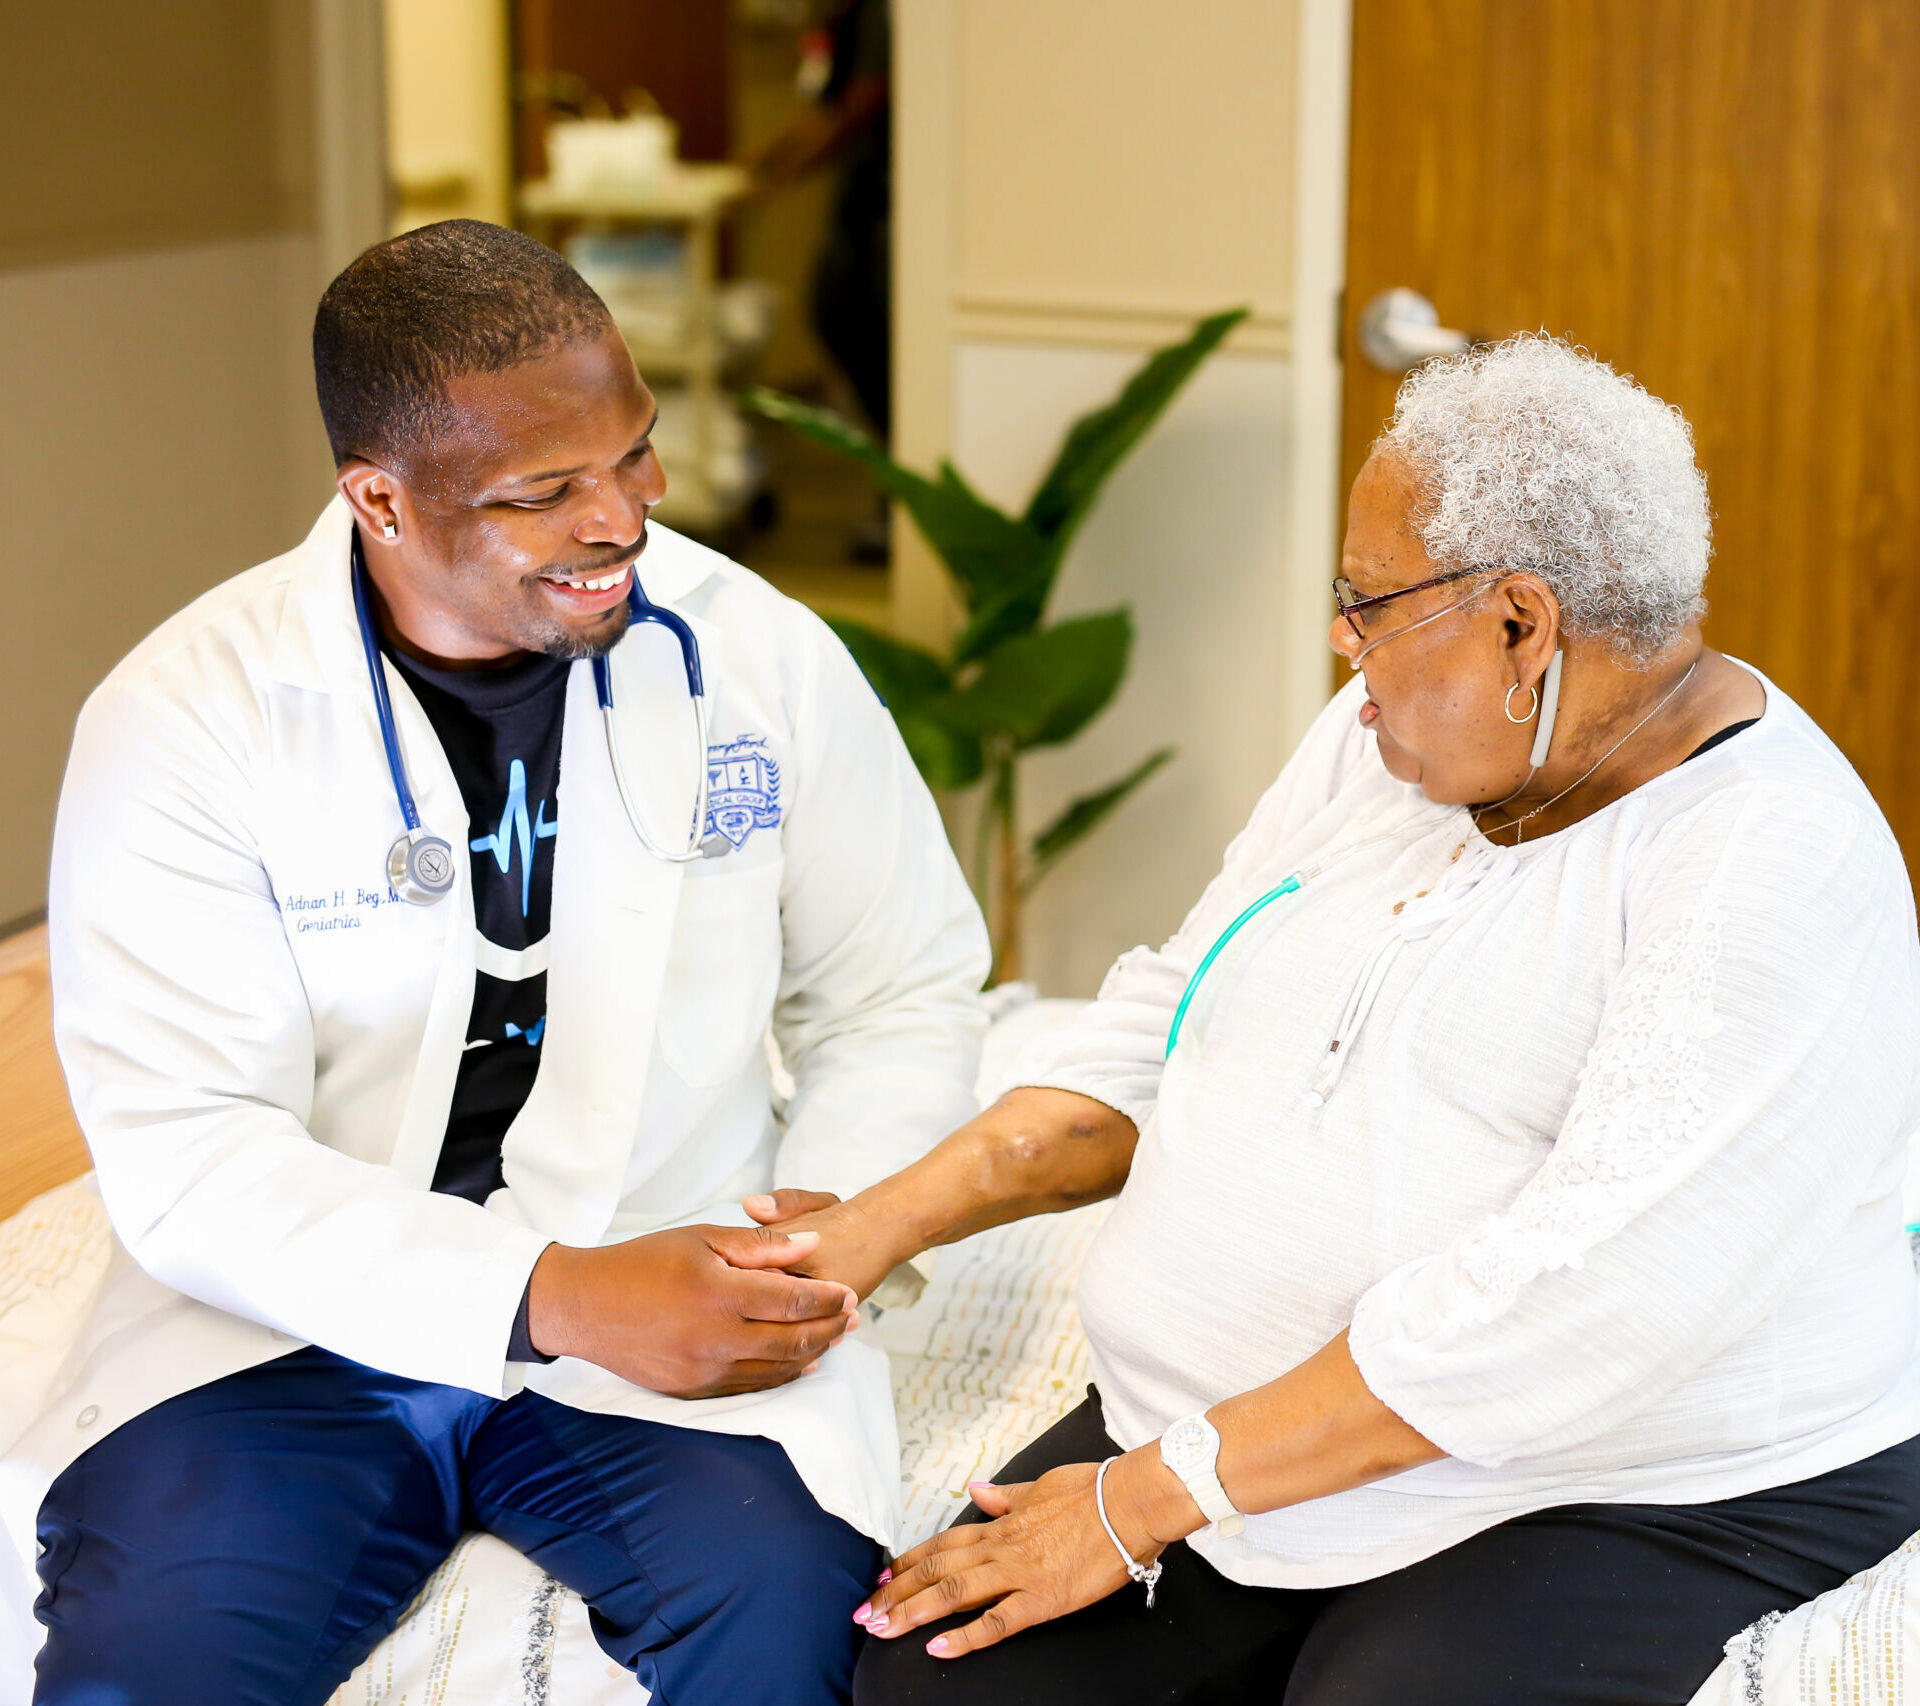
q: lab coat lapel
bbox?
[381,673,476,1185]
[495,614,706,1244]
[270,497,477,1187]
[267,506,727,1225]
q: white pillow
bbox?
[1688,1529,1920,1705]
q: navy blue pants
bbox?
[34,1347,882,1706]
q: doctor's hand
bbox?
[741,1189,912,1302]
[526,1225,860,1399]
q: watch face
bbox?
[1162,1416,1212,1474]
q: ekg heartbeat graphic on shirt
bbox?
[469,759,557,917]
[505,1017,547,1046]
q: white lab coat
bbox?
[1,500,989,1619]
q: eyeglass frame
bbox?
[1332,566,1491,643]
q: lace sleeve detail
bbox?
[1454,903,1726,1318]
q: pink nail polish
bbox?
[878,1568,893,1584]
[869,1614,889,1634]
[853,1604,871,1625]
[927,1636,950,1657]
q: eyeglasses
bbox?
[1332,567,1489,643]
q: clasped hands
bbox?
[523,1185,905,1400]
[724,1186,1211,1661]
[524,1184,1203,1657]
[741,1182,1221,1650]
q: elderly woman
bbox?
[759,335,1920,1705]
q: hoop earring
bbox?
[1504,681,1539,724]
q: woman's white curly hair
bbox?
[1377,334,1711,667]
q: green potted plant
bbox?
[744,306,1248,980]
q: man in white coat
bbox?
[14,220,989,1704]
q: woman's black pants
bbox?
[855,1389,1920,1706]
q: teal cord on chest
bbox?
[1165,875,1302,1055]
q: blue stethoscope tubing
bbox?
[589,588,717,866]
[352,535,718,907]
[1165,875,1302,1054]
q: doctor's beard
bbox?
[528,594,632,660]
[513,542,643,659]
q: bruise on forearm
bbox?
[862,1087,1138,1260]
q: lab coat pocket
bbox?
[656,858,784,1088]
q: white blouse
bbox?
[1011,667,1920,1589]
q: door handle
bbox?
[1357,289,1471,372]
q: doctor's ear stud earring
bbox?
[381,520,398,541]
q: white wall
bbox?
[0,0,386,927]
[952,0,1293,347]
[951,344,1296,995]
[384,0,512,230]
[0,237,336,923]
[894,0,1349,993]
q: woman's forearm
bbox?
[854,1086,1138,1266]
[1110,1333,1444,1548]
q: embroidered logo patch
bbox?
[704,735,782,848]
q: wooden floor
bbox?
[0,925,89,1221]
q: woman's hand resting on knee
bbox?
[853,1452,1182,1659]
[854,1335,1443,1660]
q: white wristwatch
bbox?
[1158,1411,1245,1536]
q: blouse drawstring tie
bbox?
[1308,840,1518,1105]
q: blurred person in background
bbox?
[747,0,892,559]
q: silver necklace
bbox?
[1478,656,1700,845]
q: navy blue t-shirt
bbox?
[386,646,569,1204]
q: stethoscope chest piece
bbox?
[389,829,458,906]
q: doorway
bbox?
[379,0,892,623]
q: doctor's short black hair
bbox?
[312,219,613,470]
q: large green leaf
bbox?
[741,389,1045,615]
[1023,307,1249,548]
[825,617,950,705]
[1023,746,1174,893]
[893,709,985,790]
[949,307,1249,661]
[825,617,984,789]
[924,460,1050,613]
[951,566,1052,665]
[941,611,1132,750]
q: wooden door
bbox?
[1342,0,1920,868]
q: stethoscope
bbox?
[352,533,726,907]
